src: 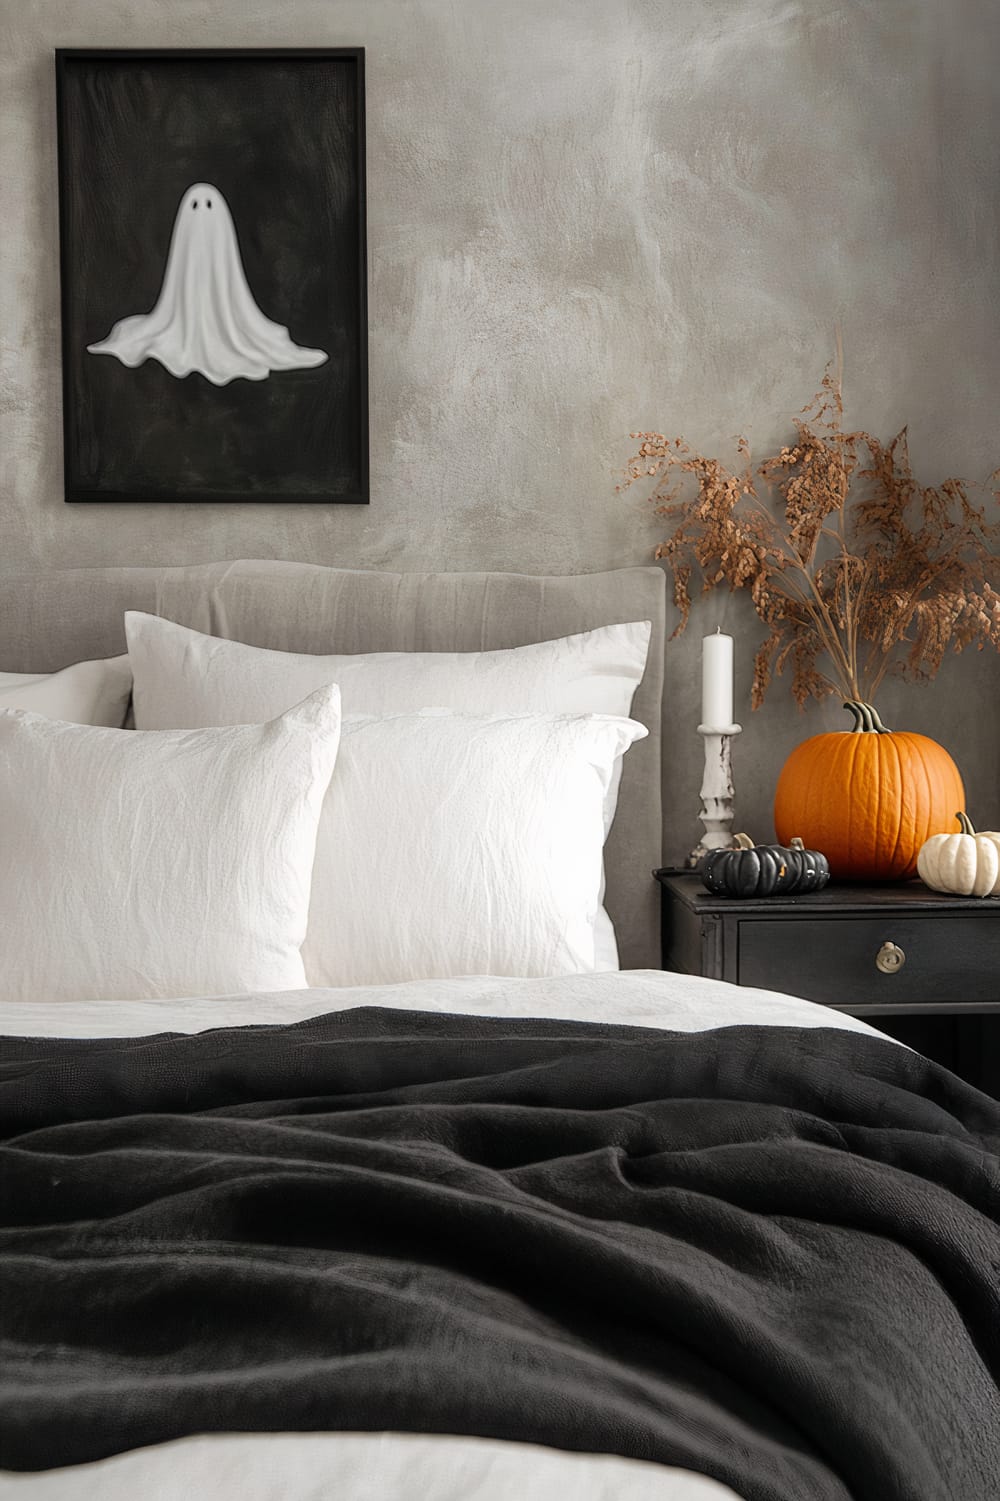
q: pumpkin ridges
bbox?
[918,735,942,852]
[827,731,849,872]
[925,737,965,846]
[915,734,936,860]
[891,733,962,877]
[884,731,905,878]
[898,732,919,876]
[852,728,874,876]
[845,729,877,877]
[838,734,859,872]
[873,732,894,876]
[862,733,881,873]
[895,733,915,875]
[827,747,844,863]
[838,733,853,872]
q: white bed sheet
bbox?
[0,969,893,1501]
[0,967,887,1041]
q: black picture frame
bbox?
[56,48,368,505]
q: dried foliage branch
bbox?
[619,351,1000,709]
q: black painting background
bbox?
[58,52,367,502]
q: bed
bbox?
[1,561,998,1501]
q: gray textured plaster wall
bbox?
[2,0,998,861]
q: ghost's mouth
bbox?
[86,181,327,385]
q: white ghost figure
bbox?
[87,183,328,385]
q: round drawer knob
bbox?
[875,941,906,975]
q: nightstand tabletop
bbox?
[655,869,1000,916]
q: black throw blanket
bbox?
[2,1007,999,1500]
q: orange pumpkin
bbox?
[773,701,965,880]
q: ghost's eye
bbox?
[192,200,198,210]
[207,199,212,209]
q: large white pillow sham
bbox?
[0,655,132,726]
[125,612,652,972]
[0,686,341,1004]
[307,710,648,986]
[125,612,651,724]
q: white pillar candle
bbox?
[702,630,734,729]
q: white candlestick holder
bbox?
[687,723,743,869]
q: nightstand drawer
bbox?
[738,914,1000,1007]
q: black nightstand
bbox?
[654,871,1000,1097]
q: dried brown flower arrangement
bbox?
[620,348,1000,709]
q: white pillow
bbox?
[125,612,652,970]
[0,656,132,726]
[125,612,651,725]
[0,686,341,1003]
[309,711,648,986]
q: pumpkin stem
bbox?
[789,837,804,849]
[956,812,976,836]
[733,832,755,850]
[843,700,892,734]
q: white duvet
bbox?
[0,969,891,1501]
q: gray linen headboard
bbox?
[0,561,665,969]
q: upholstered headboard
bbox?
[0,561,666,969]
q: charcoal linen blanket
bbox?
[1,1007,998,1501]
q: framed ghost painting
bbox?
[55,49,368,503]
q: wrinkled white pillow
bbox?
[125,612,651,725]
[0,686,342,1003]
[125,612,652,971]
[0,656,132,726]
[309,711,648,986]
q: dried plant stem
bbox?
[749,504,860,695]
[771,572,857,695]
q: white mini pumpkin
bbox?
[917,813,1000,898]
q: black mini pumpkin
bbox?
[699,833,786,898]
[699,834,830,899]
[780,836,831,894]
